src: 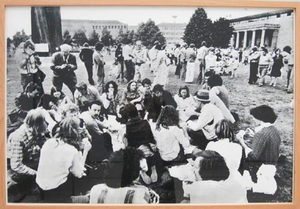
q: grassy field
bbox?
[6,52,294,203]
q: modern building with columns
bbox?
[229,9,294,50]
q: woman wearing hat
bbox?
[186,90,224,150]
[236,105,281,197]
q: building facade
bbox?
[61,19,128,40]
[230,9,294,50]
[157,23,187,45]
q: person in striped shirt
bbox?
[89,147,159,204]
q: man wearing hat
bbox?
[50,43,78,94]
[186,89,224,150]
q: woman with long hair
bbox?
[101,80,121,118]
[269,48,283,87]
[153,105,193,165]
[89,147,159,204]
[8,108,49,182]
[36,117,91,203]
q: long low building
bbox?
[62,19,129,39]
[229,9,294,50]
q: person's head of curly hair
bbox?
[156,105,180,131]
[104,147,145,188]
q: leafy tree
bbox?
[88,30,100,46]
[63,30,72,45]
[116,28,124,43]
[7,38,13,49]
[183,8,213,48]
[101,28,113,46]
[12,30,30,47]
[135,19,166,47]
[72,29,88,46]
[211,18,234,48]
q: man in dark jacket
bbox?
[50,44,77,94]
[79,43,95,85]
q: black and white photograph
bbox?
[5,6,294,204]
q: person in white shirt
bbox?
[132,41,147,81]
[180,43,188,80]
[196,41,208,84]
[182,150,248,204]
[36,117,92,203]
[185,43,197,83]
[123,41,135,81]
[186,90,224,150]
[174,86,197,122]
[282,45,294,93]
[206,119,243,176]
[258,47,272,86]
[205,47,217,72]
[153,105,194,164]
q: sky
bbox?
[5,6,284,38]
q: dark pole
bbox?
[31,7,63,55]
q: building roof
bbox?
[230,9,294,23]
[62,19,126,25]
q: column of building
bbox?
[235,29,267,49]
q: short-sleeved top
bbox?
[183,176,248,204]
[89,184,152,204]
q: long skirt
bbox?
[185,62,195,83]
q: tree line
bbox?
[7,8,233,49]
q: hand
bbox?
[236,130,246,142]
[68,64,75,69]
[61,64,68,69]
[245,128,255,137]
[82,138,92,152]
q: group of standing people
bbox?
[248,45,294,92]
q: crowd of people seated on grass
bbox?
[6,39,286,204]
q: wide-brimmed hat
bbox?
[60,44,72,52]
[194,89,210,102]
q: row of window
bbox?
[160,27,185,30]
[162,32,184,36]
[92,25,127,30]
[232,12,293,26]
